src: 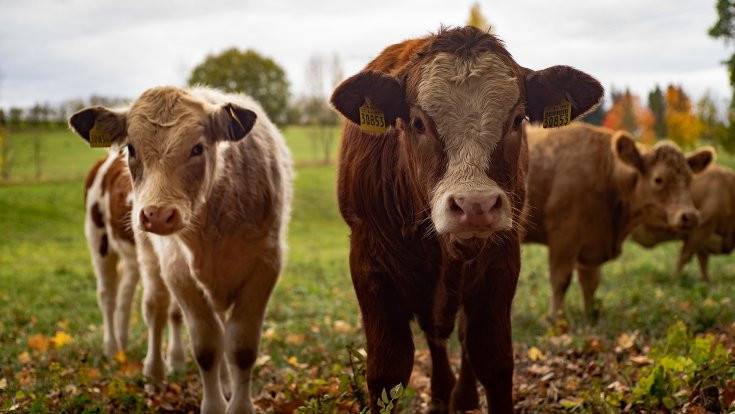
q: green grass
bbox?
[1,127,734,412]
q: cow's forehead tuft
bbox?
[130,87,205,128]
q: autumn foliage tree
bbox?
[603,89,655,144]
[467,3,493,32]
[665,85,700,148]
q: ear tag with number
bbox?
[89,122,112,148]
[358,98,387,133]
[542,101,572,129]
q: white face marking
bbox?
[417,52,520,236]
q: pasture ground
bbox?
[0,127,734,413]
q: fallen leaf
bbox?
[56,320,69,330]
[617,332,636,350]
[263,328,276,340]
[528,346,545,361]
[114,350,126,363]
[286,333,305,345]
[17,351,31,364]
[83,367,100,380]
[51,331,72,348]
[27,333,50,353]
[630,355,652,366]
[560,397,584,409]
[333,320,353,333]
[527,364,552,376]
[0,377,7,390]
[287,356,299,367]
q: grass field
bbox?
[1,127,734,412]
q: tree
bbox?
[8,107,22,129]
[665,85,700,148]
[579,98,606,125]
[648,85,667,138]
[188,48,291,125]
[302,53,342,163]
[696,91,719,144]
[467,3,493,33]
[603,89,655,143]
[709,0,735,107]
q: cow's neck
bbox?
[610,162,645,245]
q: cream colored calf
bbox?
[72,86,292,414]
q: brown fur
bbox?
[631,163,735,280]
[332,26,603,413]
[523,122,709,316]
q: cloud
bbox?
[0,0,730,109]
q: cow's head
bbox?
[70,86,257,235]
[613,132,714,230]
[331,26,603,241]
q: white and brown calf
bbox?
[83,152,186,378]
[72,86,293,414]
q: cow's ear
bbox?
[524,65,603,124]
[330,70,408,130]
[209,103,257,142]
[613,131,644,172]
[686,146,715,173]
[69,106,126,145]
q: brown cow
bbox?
[631,162,735,281]
[331,26,603,413]
[523,122,713,317]
[71,86,293,414]
[84,152,185,380]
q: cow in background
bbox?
[331,26,603,413]
[523,122,713,317]
[71,86,293,414]
[83,152,185,379]
[631,161,735,281]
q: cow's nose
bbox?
[449,194,501,228]
[678,210,699,229]
[140,205,181,235]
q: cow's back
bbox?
[85,152,135,256]
[693,165,735,253]
[523,123,616,250]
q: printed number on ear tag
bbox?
[89,122,112,148]
[359,99,387,133]
[542,101,571,129]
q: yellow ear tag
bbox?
[358,99,387,133]
[542,101,572,129]
[88,122,112,148]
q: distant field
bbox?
[1,126,734,412]
[0,126,341,182]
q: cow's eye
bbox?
[654,176,663,185]
[127,144,136,158]
[190,143,204,157]
[412,117,425,134]
[512,115,524,131]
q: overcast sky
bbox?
[0,0,731,112]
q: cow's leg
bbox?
[449,311,479,412]
[576,263,601,317]
[115,253,140,350]
[424,334,455,414]
[140,248,169,383]
[675,241,696,278]
[219,311,232,402]
[166,260,226,414]
[462,263,517,414]
[166,300,186,373]
[223,264,278,414]
[353,272,414,413]
[548,243,577,318]
[696,251,710,282]
[91,249,121,358]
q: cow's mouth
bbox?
[451,230,495,240]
